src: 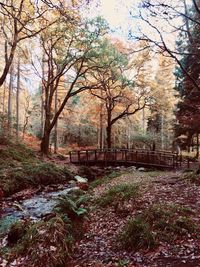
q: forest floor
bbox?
[0,140,200,267]
[69,169,200,267]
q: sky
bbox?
[82,0,141,40]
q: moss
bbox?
[0,143,73,196]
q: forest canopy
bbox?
[0,0,199,156]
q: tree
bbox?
[135,0,200,92]
[0,0,54,87]
[174,10,200,156]
[89,41,149,148]
[147,54,176,150]
[134,0,200,154]
[40,15,108,154]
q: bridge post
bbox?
[114,149,117,165]
[187,158,190,169]
[172,155,175,168]
[78,151,80,163]
[95,150,97,161]
[125,150,127,162]
[179,154,181,167]
[147,151,149,165]
[86,150,89,165]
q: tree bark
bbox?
[16,59,20,140]
[41,53,45,138]
[8,64,14,134]
[54,87,58,153]
[106,124,112,149]
[106,109,112,149]
[40,109,51,154]
[196,133,199,158]
[41,131,51,155]
[0,41,17,87]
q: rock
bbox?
[69,180,76,186]
[128,166,137,171]
[138,167,146,172]
[74,175,88,183]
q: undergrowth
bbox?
[0,142,73,196]
[118,204,196,251]
[184,171,200,185]
[90,171,120,189]
[95,183,139,207]
[1,190,89,267]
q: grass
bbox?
[184,171,200,185]
[90,171,122,189]
[0,142,35,168]
[95,183,139,208]
[0,142,73,196]
[145,170,164,177]
[118,204,196,251]
[118,217,156,250]
[3,216,74,267]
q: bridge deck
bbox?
[69,149,181,169]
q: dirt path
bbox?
[70,170,200,267]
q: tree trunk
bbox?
[41,111,51,154]
[8,64,14,134]
[16,59,20,140]
[2,82,6,114]
[161,114,164,150]
[0,42,17,87]
[41,53,45,138]
[106,109,112,149]
[54,87,58,154]
[41,129,51,155]
[106,124,112,149]
[196,133,199,159]
[99,92,104,149]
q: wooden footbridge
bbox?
[69,149,183,169]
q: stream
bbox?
[0,184,79,236]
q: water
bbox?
[0,186,79,235]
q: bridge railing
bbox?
[69,149,180,169]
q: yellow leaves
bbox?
[20,0,35,21]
